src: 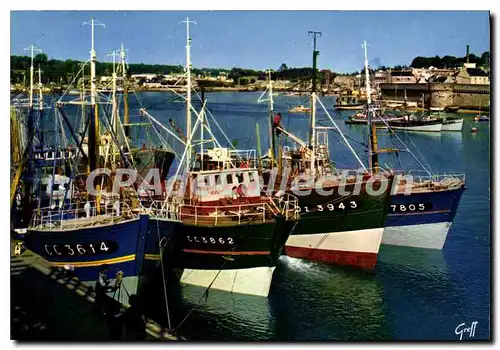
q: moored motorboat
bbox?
[474,115,490,122]
[345,112,405,125]
[441,117,464,131]
[384,118,443,132]
[289,105,311,113]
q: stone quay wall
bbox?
[379,83,490,110]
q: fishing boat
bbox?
[334,93,365,110]
[475,115,490,122]
[345,111,404,125]
[20,20,157,307]
[428,110,464,132]
[384,117,443,132]
[441,117,464,131]
[258,38,394,270]
[429,106,445,112]
[358,44,466,250]
[289,105,311,113]
[444,105,460,113]
[145,19,299,297]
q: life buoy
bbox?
[215,149,222,158]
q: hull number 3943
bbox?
[296,201,358,213]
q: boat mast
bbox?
[83,18,105,171]
[107,50,119,135]
[36,65,43,111]
[120,44,130,138]
[308,30,321,174]
[79,63,86,134]
[182,17,196,173]
[108,49,120,165]
[24,45,42,109]
[363,41,379,174]
[267,69,276,168]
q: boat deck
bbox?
[180,211,275,227]
[31,214,137,231]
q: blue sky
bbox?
[10,10,490,73]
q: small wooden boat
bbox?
[345,113,405,125]
[334,103,364,110]
[430,106,445,112]
[384,119,443,132]
[474,115,490,122]
[334,95,365,110]
[444,106,460,113]
[441,117,464,131]
[428,113,464,132]
[289,105,311,113]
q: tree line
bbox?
[11,53,335,86]
[11,50,490,86]
[409,51,490,69]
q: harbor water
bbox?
[42,91,491,340]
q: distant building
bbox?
[374,70,389,84]
[428,75,455,84]
[389,70,416,83]
[333,75,356,88]
[456,64,489,85]
[131,73,157,82]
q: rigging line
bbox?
[57,59,91,103]
[148,117,177,155]
[320,122,369,148]
[158,233,172,331]
[373,109,432,176]
[316,97,367,171]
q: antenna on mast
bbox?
[308,31,322,93]
[36,65,43,111]
[362,40,380,174]
[308,30,321,174]
[119,44,131,138]
[83,18,105,172]
[83,18,105,106]
[180,17,196,173]
[24,45,42,109]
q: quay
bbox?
[10,242,179,341]
[379,83,490,111]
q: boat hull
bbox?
[179,266,276,297]
[383,186,465,249]
[382,222,451,249]
[168,215,289,270]
[441,119,464,131]
[285,228,383,270]
[162,215,291,297]
[23,214,150,305]
[388,123,442,132]
[345,117,404,125]
[334,104,365,110]
[283,177,393,270]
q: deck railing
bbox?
[148,194,299,227]
[29,200,135,231]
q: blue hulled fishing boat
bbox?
[18,19,162,306]
[359,43,466,250]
